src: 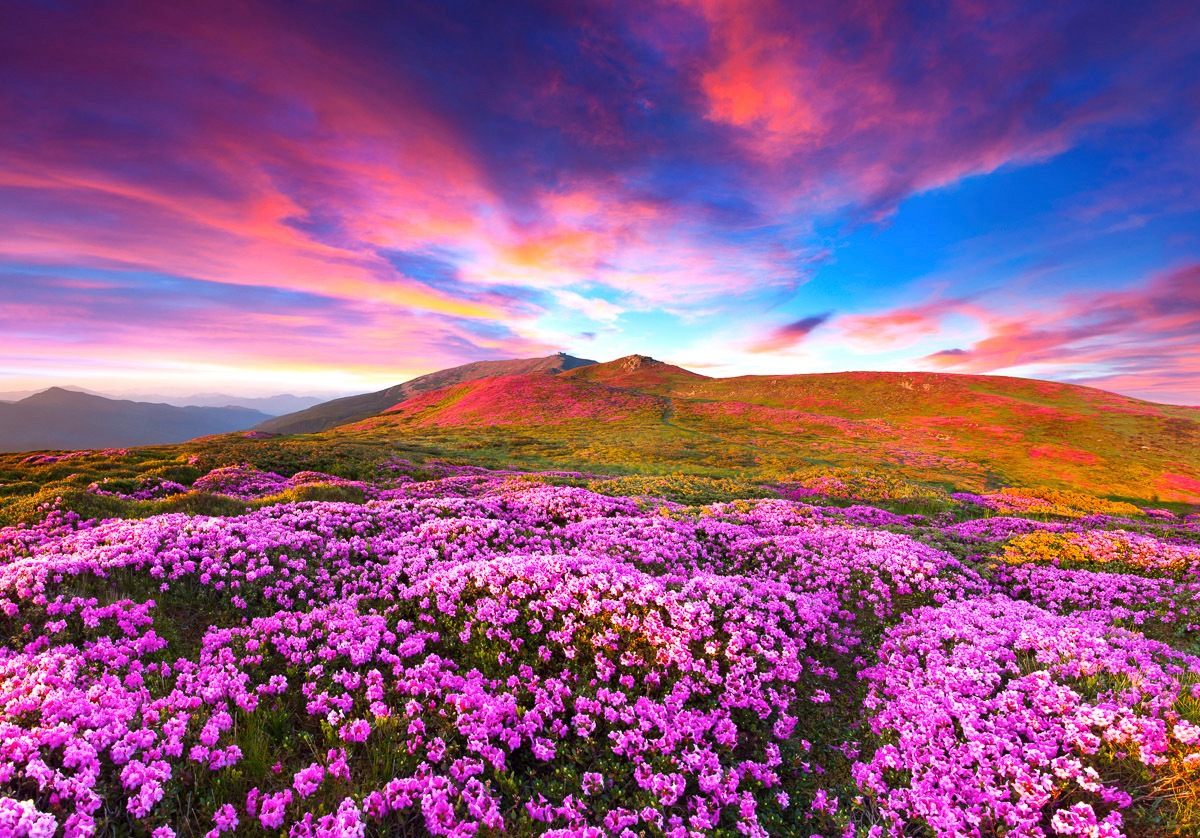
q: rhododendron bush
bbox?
[1,462,1199,836]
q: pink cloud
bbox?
[0,9,511,320]
[748,312,833,353]
[838,299,975,349]
[666,0,1186,213]
[919,263,1200,403]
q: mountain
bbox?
[0,388,272,452]
[253,352,597,435]
[327,362,1200,503]
[128,392,331,415]
[0,389,331,415]
[0,385,104,402]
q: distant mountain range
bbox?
[124,392,330,415]
[0,389,273,452]
[253,352,596,434]
[8,352,1199,503]
[0,388,328,416]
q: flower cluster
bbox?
[0,482,908,836]
[854,597,1200,837]
[0,461,1196,837]
[780,468,945,503]
[189,463,293,498]
[86,476,188,501]
[954,487,1143,519]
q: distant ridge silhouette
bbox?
[0,388,272,452]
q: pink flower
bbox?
[293,763,325,799]
[211,804,237,833]
[339,719,371,743]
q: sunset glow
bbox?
[2,0,1198,401]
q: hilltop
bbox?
[560,354,708,388]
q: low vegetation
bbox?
[2,365,1199,835]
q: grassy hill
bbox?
[322,356,1200,504]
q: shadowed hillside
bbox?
[0,388,271,452]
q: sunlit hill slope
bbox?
[317,354,1200,503]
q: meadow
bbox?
[2,445,1200,837]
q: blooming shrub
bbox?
[87,476,188,500]
[780,468,946,503]
[0,483,874,836]
[855,597,1200,837]
[957,487,1143,519]
[189,463,292,498]
[945,516,1067,541]
[586,474,773,504]
[991,562,1200,632]
[0,463,1197,836]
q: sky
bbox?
[1,0,1198,404]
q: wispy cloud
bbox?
[748,312,833,353]
[916,263,1200,403]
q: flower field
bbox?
[2,461,1200,837]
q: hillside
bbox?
[253,352,596,434]
[0,388,271,452]
[322,358,1200,503]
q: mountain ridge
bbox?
[0,388,333,415]
[0,388,272,452]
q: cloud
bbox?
[838,299,973,349]
[668,0,1194,214]
[918,262,1200,403]
[0,0,1196,391]
[551,290,624,323]
[0,266,549,387]
[748,312,833,353]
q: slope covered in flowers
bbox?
[1,460,1200,837]
[336,363,1200,505]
